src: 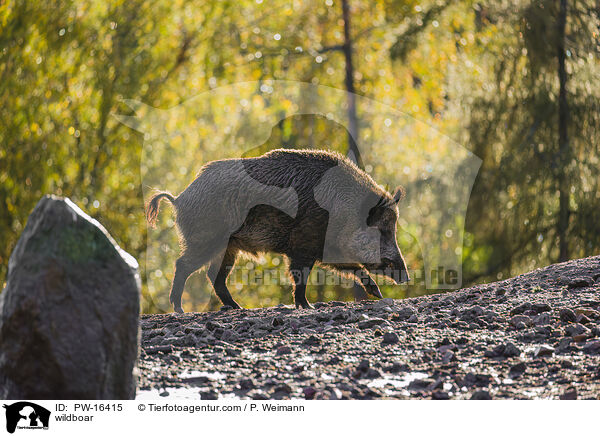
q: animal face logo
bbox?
[2,402,50,433]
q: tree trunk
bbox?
[341,0,364,168]
[341,0,368,301]
[557,0,570,262]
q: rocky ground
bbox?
[137,256,600,400]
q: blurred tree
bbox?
[1,0,598,311]
[459,0,600,282]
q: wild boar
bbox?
[146,149,409,312]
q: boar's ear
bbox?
[393,186,406,204]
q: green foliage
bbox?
[459,0,600,282]
[1,0,598,311]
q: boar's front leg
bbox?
[340,265,382,299]
[360,271,383,299]
[207,249,242,309]
[352,282,369,301]
[289,258,315,309]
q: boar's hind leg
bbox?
[289,259,315,309]
[207,249,241,309]
[170,252,209,313]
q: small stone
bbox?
[510,303,532,316]
[470,390,492,400]
[532,302,552,313]
[276,345,292,355]
[559,308,577,323]
[221,329,240,343]
[239,378,256,390]
[575,308,600,319]
[272,383,293,394]
[484,349,497,358]
[205,321,223,331]
[326,387,343,400]
[381,332,400,345]
[225,347,242,357]
[442,350,456,363]
[271,316,285,327]
[365,368,382,379]
[466,305,485,318]
[533,345,555,357]
[145,345,173,355]
[407,314,419,323]
[373,298,395,309]
[395,306,417,320]
[357,359,370,372]
[568,277,593,289]
[559,387,577,400]
[533,313,551,326]
[431,390,450,400]
[199,389,219,400]
[302,335,322,346]
[583,340,600,355]
[510,315,532,329]
[509,362,527,377]
[565,323,590,337]
[503,342,521,357]
[576,314,591,324]
[408,378,435,391]
[438,343,456,353]
[461,373,491,387]
[250,390,269,400]
[303,386,317,400]
[358,317,388,329]
[486,342,520,358]
[560,359,573,369]
[386,362,410,373]
[556,337,572,353]
[455,336,469,345]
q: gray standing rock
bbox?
[0,196,140,399]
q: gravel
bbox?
[137,255,600,399]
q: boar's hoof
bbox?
[296,302,314,310]
[221,303,243,311]
[173,305,184,313]
[365,284,383,299]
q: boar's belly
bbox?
[230,204,295,254]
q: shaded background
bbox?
[1,0,599,312]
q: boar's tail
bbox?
[146,191,176,227]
